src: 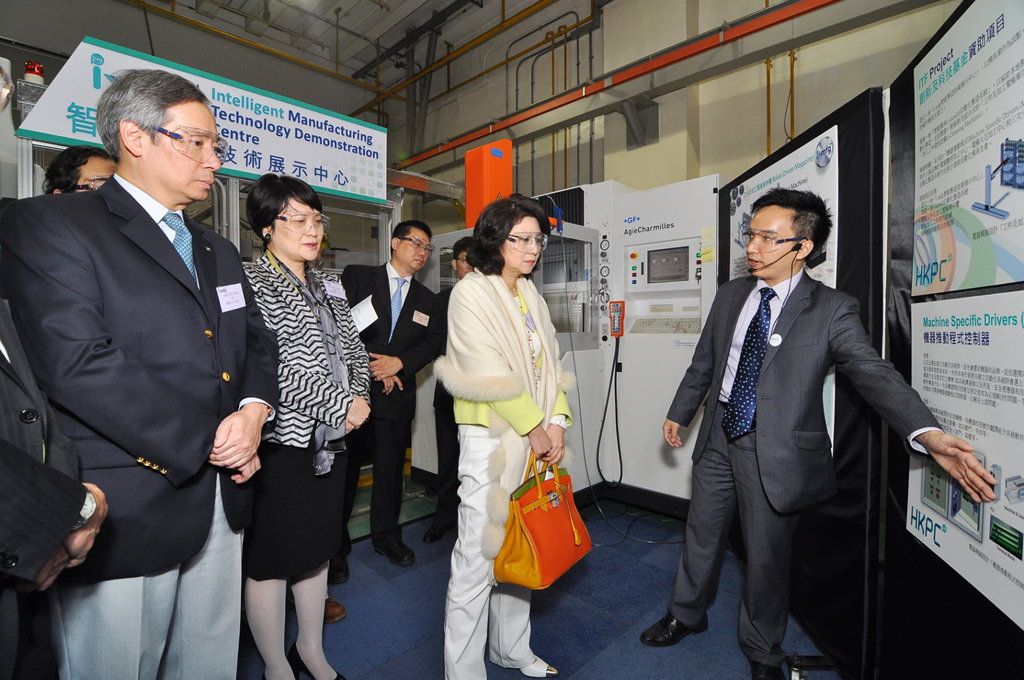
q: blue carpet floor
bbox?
[237,503,840,679]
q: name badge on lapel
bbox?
[324,280,347,299]
[413,310,430,327]
[217,283,245,312]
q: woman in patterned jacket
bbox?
[242,173,370,680]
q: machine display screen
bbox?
[647,246,690,284]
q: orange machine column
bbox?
[464,139,513,229]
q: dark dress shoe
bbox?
[324,596,346,624]
[750,661,786,680]
[422,523,453,543]
[639,612,703,647]
[327,556,349,584]
[287,643,346,680]
[374,540,415,567]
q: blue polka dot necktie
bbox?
[389,277,406,342]
[163,212,197,281]
[723,287,777,440]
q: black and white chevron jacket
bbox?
[244,253,371,447]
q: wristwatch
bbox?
[71,490,97,530]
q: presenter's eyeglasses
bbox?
[506,233,548,253]
[742,228,805,253]
[275,212,329,234]
[156,126,229,163]
[396,236,435,254]
[69,176,112,192]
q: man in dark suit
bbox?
[639,188,996,680]
[0,301,108,680]
[335,220,443,570]
[422,235,474,544]
[0,69,278,679]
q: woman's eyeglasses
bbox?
[506,233,548,253]
[275,212,329,234]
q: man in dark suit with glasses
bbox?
[334,220,444,574]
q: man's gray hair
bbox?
[96,69,209,162]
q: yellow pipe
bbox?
[765,56,772,156]
[430,11,594,104]
[789,48,796,139]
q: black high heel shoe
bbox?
[286,643,345,680]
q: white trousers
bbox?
[443,425,537,680]
[49,478,243,680]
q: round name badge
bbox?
[768,333,782,347]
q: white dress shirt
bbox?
[385,261,413,309]
[112,175,273,419]
[718,270,935,451]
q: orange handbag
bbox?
[493,452,592,589]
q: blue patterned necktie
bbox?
[723,287,777,440]
[389,277,406,341]
[163,212,197,281]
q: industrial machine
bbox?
[412,175,719,512]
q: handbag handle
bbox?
[522,451,582,546]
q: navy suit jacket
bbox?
[0,180,278,581]
[667,274,938,514]
[340,264,443,422]
[0,301,85,678]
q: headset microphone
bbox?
[746,241,805,274]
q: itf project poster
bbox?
[912,3,1024,294]
[726,127,839,287]
[908,290,1024,630]
[18,37,387,204]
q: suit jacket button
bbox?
[221,371,231,382]
[2,554,18,569]
[19,409,38,424]
[203,329,214,339]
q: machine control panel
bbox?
[626,238,701,293]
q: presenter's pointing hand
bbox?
[663,419,683,448]
[917,430,996,503]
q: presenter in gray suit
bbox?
[639,188,996,680]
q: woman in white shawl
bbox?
[435,194,573,680]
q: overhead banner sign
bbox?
[17,37,387,205]
[912,3,1024,294]
[908,290,1024,630]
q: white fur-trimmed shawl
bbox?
[434,271,574,564]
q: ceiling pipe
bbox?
[350,0,560,116]
[398,0,843,169]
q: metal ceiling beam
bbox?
[402,0,942,173]
[351,0,482,81]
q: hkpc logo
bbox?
[910,505,947,547]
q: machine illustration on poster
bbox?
[908,290,1024,630]
[912,3,1024,295]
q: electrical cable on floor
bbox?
[539,200,682,546]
